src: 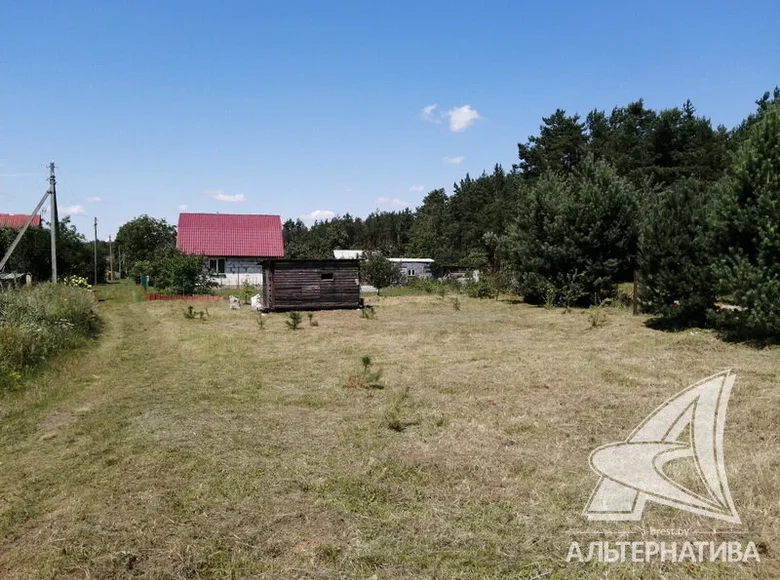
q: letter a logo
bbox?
[584,370,740,524]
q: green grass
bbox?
[0,281,777,578]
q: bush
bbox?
[61,275,92,290]
[0,284,100,390]
[147,248,214,296]
[465,279,496,299]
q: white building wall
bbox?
[208,257,264,288]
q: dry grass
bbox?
[0,283,777,579]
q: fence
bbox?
[145,293,222,302]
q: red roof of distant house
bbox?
[176,213,284,257]
[0,214,42,228]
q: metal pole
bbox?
[109,235,114,281]
[632,270,639,316]
[93,217,98,286]
[49,162,58,282]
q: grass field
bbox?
[0,282,777,579]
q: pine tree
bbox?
[638,179,716,326]
[713,106,780,341]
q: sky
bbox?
[1,0,778,239]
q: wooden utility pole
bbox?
[632,270,639,316]
[93,217,98,286]
[49,162,58,282]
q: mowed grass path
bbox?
[0,283,778,579]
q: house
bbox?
[0,214,42,228]
[333,249,364,260]
[388,258,434,279]
[176,213,284,288]
[260,259,361,311]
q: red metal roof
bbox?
[176,213,284,257]
[0,214,42,228]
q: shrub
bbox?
[240,280,255,304]
[465,279,496,299]
[308,312,319,327]
[0,284,100,390]
[360,305,376,319]
[61,275,92,290]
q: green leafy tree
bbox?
[148,248,212,295]
[639,179,716,326]
[362,251,402,296]
[115,215,176,265]
[712,106,780,341]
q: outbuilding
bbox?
[260,259,361,311]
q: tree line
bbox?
[283,88,780,340]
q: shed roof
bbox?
[388,258,434,263]
[177,213,284,258]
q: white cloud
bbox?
[61,205,85,216]
[443,156,465,164]
[206,189,245,202]
[178,204,188,211]
[302,209,335,222]
[420,104,441,124]
[376,197,408,208]
[408,185,424,192]
[343,187,353,192]
[445,105,481,132]
[86,196,102,203]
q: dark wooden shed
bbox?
[261,259,361,311]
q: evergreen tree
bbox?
[712,106,780,341]
[509,158,638,305]
[516,109,588,178]
[638,179,716,326]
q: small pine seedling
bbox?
[286,311,303,330]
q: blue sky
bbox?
[1,0,778,239]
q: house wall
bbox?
[207,257,264,288]
[264,260,361,310]
[397,260,433,279]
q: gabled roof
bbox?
[0,214,41,228]
[176,213,284,258]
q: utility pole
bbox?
[109,235,114,281]
[49,162,58,282]
[93,217,98,286]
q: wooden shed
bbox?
[261,259,361,311]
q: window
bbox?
[321,272,334,281]
[208,258,226,274]
[407,268,416,277]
